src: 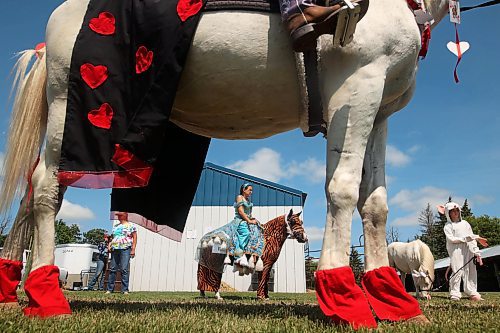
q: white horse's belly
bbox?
[171,12,303,139]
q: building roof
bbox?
[192,162,307,207]
[435,244,500,269]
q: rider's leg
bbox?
[279,0,367,52]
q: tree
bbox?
[386,226,400,244]
[417,203,447,260]
[469,215,500,247]
[304,257,318,290]
[54,219,82,245]
[349,247,364,286]
[83,228,108,245]
[0,217,12,247]
[461,199,473,220]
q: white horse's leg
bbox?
[315,64,387,329]
[357,120,389,272]
[0,188,34,305]
[215,290,223,300]
[357,118,426,322]
[22,0,90,317]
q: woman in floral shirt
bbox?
[106,212,137,294]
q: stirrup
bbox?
[291,0,362,52]
[333,0,361,47]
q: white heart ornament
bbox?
[447,41,470,57]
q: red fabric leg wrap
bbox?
[315,266,377,329]
[0,258,23,303]
[362,266,422,321]
[23,265,72,317]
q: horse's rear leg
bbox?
[22,157,71,317]
[0,187,34,306]
[357,120,426,323]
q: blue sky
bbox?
[1,1,499,253]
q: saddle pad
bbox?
[205,0,280,13]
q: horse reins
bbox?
[419,256,477,293]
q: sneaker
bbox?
[123,291,129,295]
[450,296,460,301]
[105,291,111,294]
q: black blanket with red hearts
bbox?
[58,0,210,240]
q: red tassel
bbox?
[453,23,463,83]
[23,265,72,317]
[362,266,422,321]
[315,266,377,329]
[419,25,431,59]
[0,258,23,304]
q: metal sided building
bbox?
[129,162,307,293]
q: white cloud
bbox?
[407,145,422,154]
[227,148,284,182]
[56,199,95,221]
[389,186,465,226]
[386,145,411,167]
[227,148,325,184]
[304,226,324,241]
[470,195,494,205]
[287,158,325,184]
[391,212,421,227]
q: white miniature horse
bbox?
[0,0,451,326]
[388,240,435,300]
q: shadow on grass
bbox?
[69,298,329,323]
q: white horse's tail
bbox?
[0,47,48,214]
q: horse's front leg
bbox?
[257,260,272,300]
[357,119,426,322]
[0,187,34,306]
[315,65,389,329]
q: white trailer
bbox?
[54,243,99,289]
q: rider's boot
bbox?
[279,0,368,52]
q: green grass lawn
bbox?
[1,291,499,332]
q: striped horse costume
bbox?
[197,210,307,299]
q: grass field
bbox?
[1,291,499,332]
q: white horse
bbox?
[0,0,452,326]
[388,240,435,300]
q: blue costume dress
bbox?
[232,200,253,258]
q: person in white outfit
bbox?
[438,202,488,301]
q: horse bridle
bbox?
[285,214,301,239]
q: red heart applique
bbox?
[135,46,153,74]
[177,0,203,22]
[89,12,115,35]
[88,103,114,129]
[80,63,108,89]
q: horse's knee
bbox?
[360,190,388,228]
[326,174,360,210]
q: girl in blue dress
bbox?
[233,183,258,267]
